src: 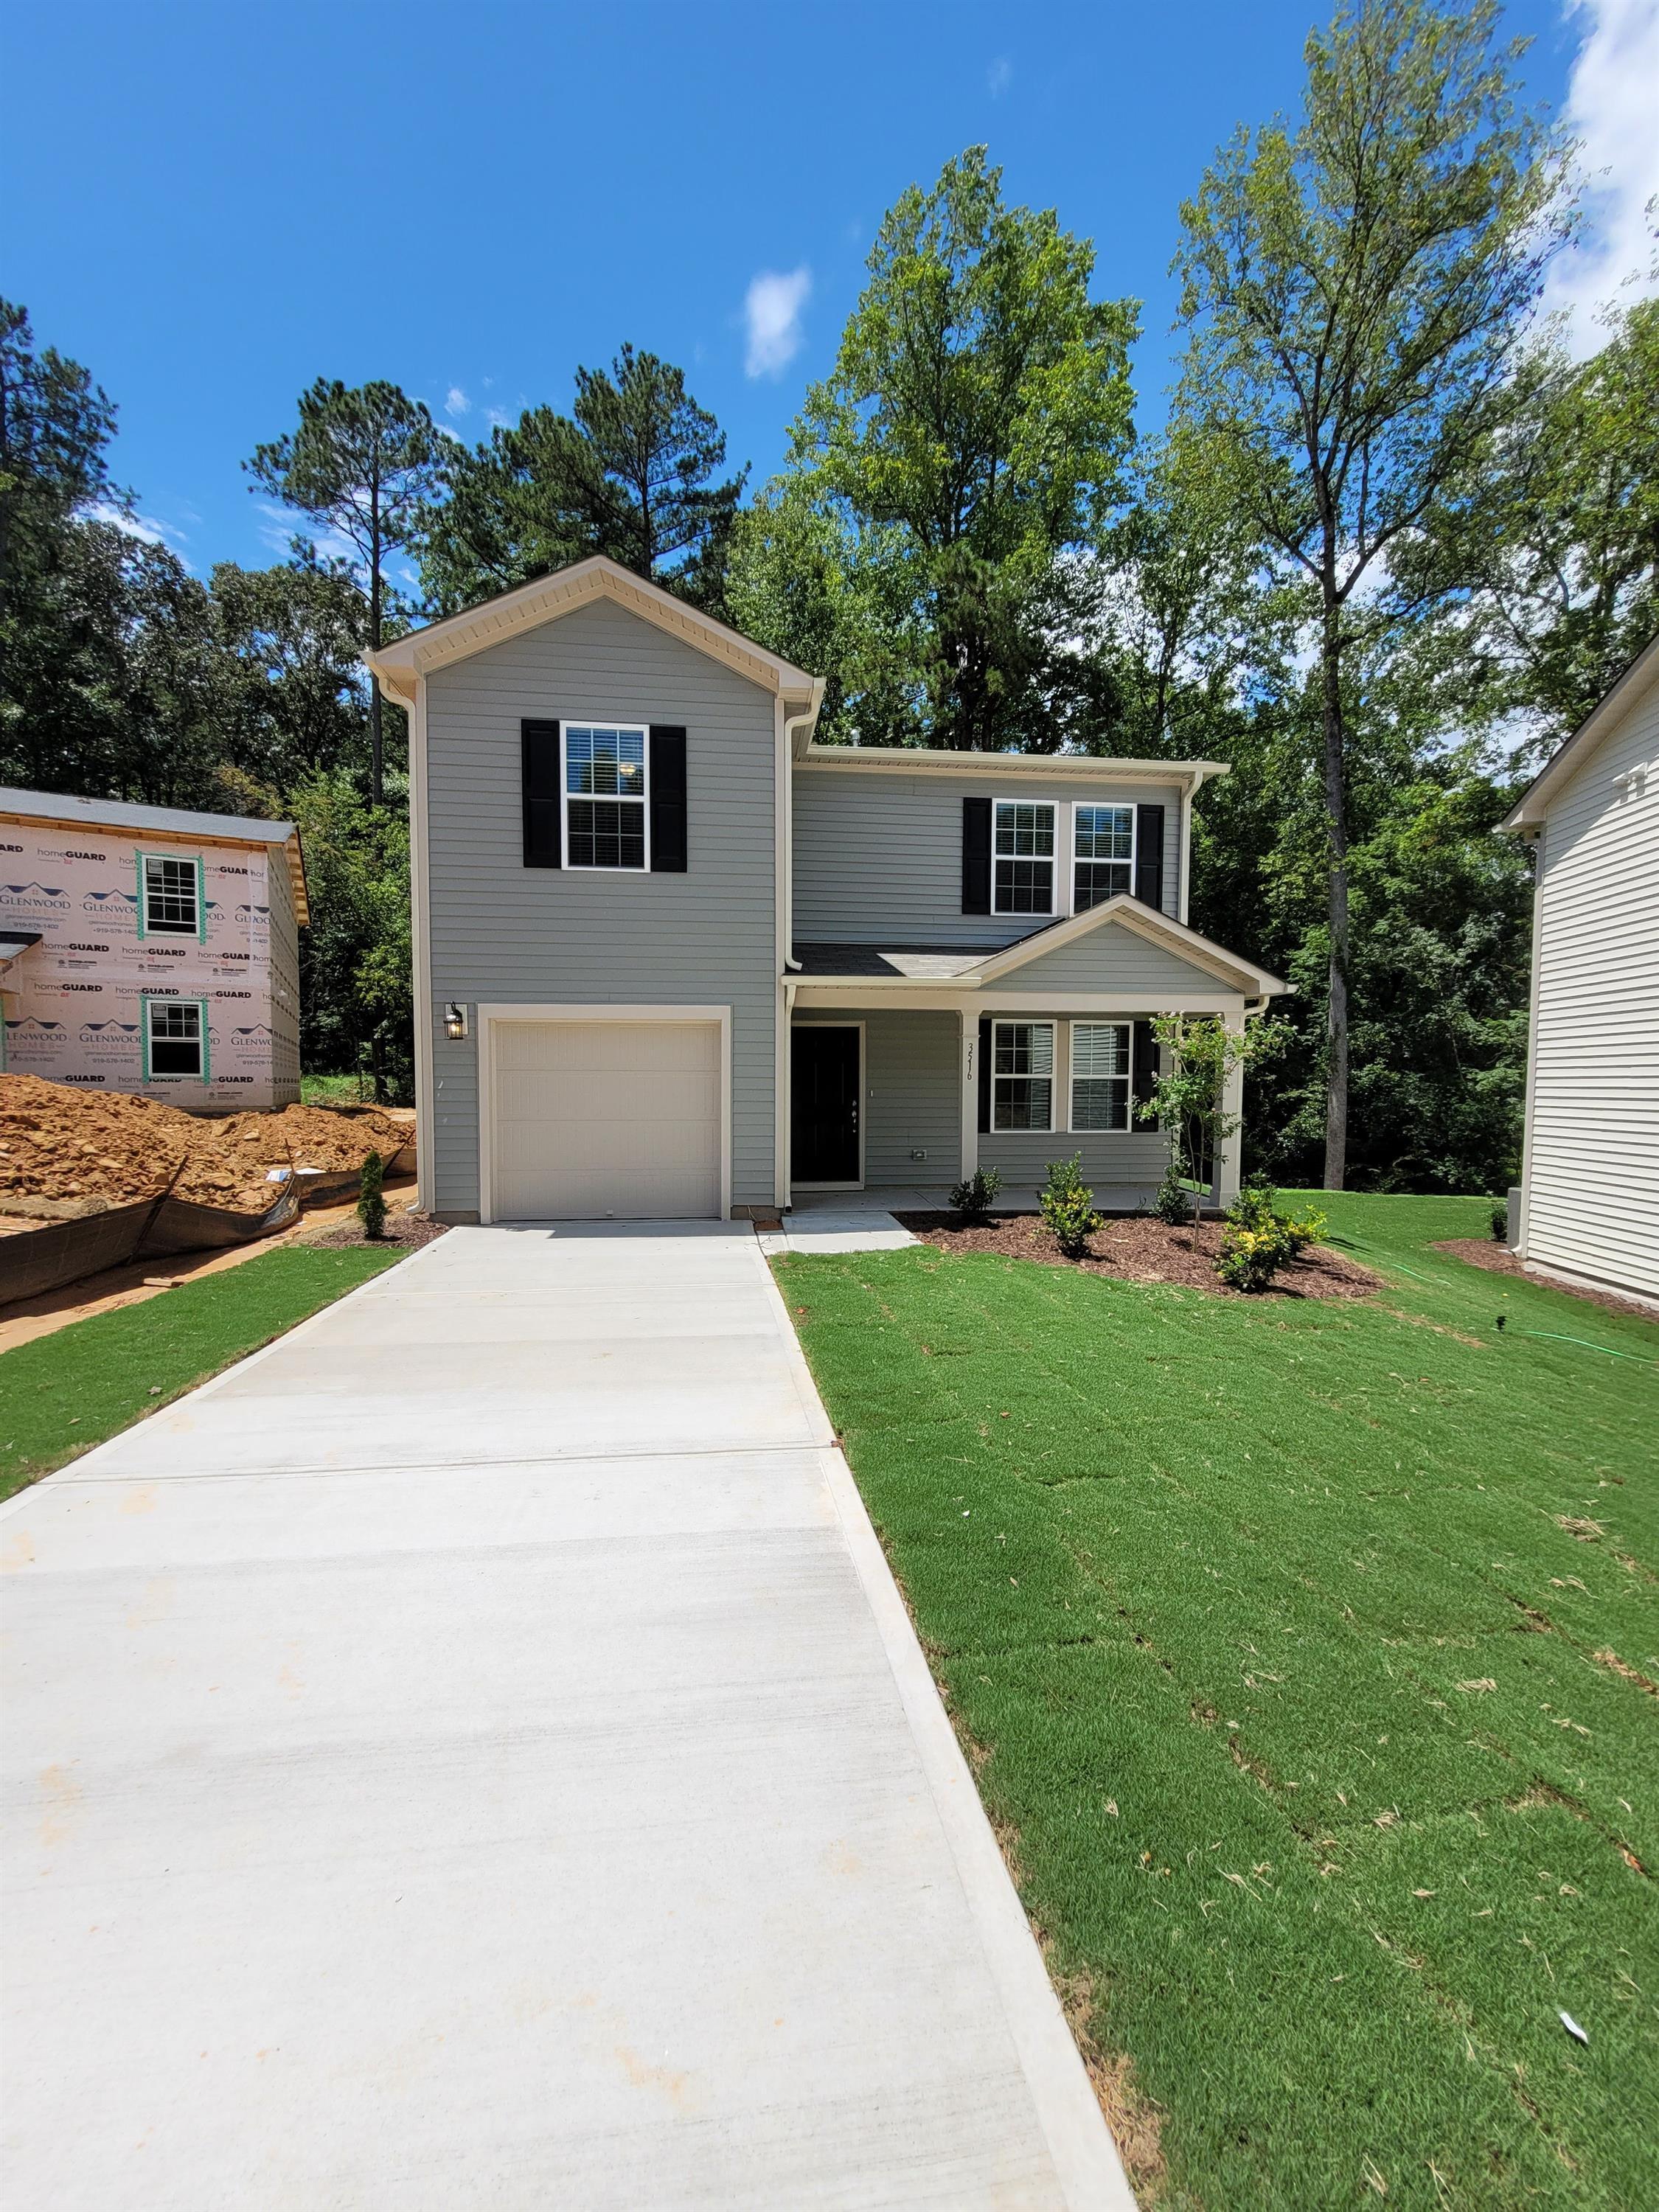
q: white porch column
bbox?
[1217,1005,1246,1208]
[959,1007,978,1183]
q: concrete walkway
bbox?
[1,1222,1133,2211]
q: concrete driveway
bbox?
[1,1223,1132,2210]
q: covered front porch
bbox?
[783,995,1252,1216]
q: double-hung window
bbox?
[992,800,1055,914]
[1071,1021,1131,1130]
[991,1020,1054,1130]
[565,724,647,869]
[144,997,206,1080]
[1073,805,1134,911]
[141,852,202,937]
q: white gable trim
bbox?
[972,894,1287,995]
[1500,632,1659,830]
[365,554,822,712]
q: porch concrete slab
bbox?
[1,1222,1132,2211]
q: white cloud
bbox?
[255,501,359,571]
[445,385,470,417]
[987,55,1012,97]
[1540,0,1659,353]
[84,503,192,564]
[744,265,812,379]
[485,406,513,428]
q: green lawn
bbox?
[777,1194,1658,2211]
[0,1244,404,1500]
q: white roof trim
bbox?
[973,896,1287,995]
[796,742,1228,790]
[1500,632,1659,830]
[364,555,820,710]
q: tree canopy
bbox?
[731,147,1138,750]
[420,345,745,616]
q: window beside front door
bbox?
[1073,805,1134,911]
[992,801,1055,914]
[991,1020,1054,1130]
[1070,1021,1131,1130]
[565,724,647,869]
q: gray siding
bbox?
[995,922,1229,996]
[978,1128,1170,1194]
[795,1009,961,1185]
[793,768,1183,947]
[423,597,777,1214]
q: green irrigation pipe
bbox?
[1338,1239,1658,1368]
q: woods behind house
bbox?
[1,0,1652,1183]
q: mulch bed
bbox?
[303,1211,448,1253]
[895,1211,1380,1300]
[1431,1238,1659,1322]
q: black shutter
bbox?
[1135,803,1165,909]
[650,726,687,872]
[522,720,561,867]
[962,796,992,914]
[978,1016,993,1133]
[1131,1020,1158,1124]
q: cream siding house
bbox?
[1502,635,1659,1303]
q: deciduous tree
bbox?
[1171,0,1570,1186]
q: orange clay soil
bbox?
[0,1073,411,1216]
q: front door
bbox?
[791,1026,860,1184]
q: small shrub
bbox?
[357,1150,387,1242]
[1490,1201,1508,1242]
[1215,1177,1312,1291]
[1216,1219,1295,1292]
[1284,1205,1327,1257]
[1040,1154,1102,1259]
[1153,1166,1189,1226]
[947,1164,1004,1221]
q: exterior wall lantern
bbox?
[444,1002,467,1041]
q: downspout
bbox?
[777,682,824,1205]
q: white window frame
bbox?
[1068,802,1136,916]
[990,1018,1056,1133]
[142,994,209,1082]
[560,720,650,872]
[1068,1019,1133,1132]
[137,849,205,940]
[991,799,1057,917]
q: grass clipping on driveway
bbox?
[776,1193,1658,2211]
[0,1243,404,1499]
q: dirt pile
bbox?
[0,1074,411,1217]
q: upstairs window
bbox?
[992,1020,1054,1130]
[565,724,647,869]
[141,853,203,937]
[144,996,206,1080]
[1071,1021,1131,1130]
[1073,805,1134,911]
[993,801,1054,914]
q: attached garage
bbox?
[481,1008,728,1222]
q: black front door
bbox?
[792,1026,860,1183]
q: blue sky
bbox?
[4,0,1650,588]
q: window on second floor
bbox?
[141,852,202,937]
[1073,805,1134,910]
[993,801,1054,914]
[566,724,647,869]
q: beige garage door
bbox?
[490,1019,722,1220]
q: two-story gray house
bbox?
[366,556,1284,1224]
